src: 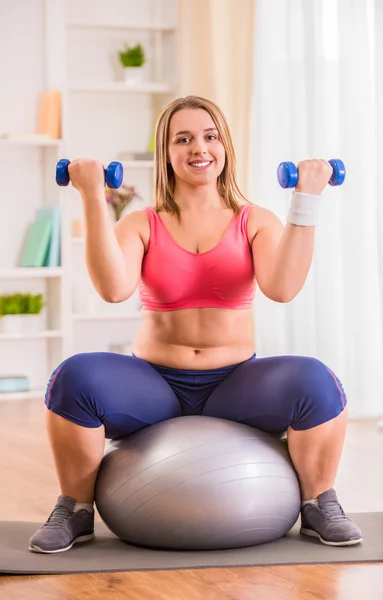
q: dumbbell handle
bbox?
[56,159,124,189]
[277,158,346,189]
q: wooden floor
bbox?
[0,398,382,600]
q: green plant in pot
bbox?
[118,43,146,84]
[0,293,45,334]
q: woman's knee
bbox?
[290,357,347,430]
[45,353,102,428]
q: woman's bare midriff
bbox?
[132,307,255,369]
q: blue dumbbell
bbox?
[56,159,124,189]
[277,158,346,189]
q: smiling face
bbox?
[167,108,226,188]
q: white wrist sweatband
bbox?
[287,191,322,226]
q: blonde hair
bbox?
[153,95,249,217]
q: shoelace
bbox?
[320,500,348,521]
[44,505,72,528]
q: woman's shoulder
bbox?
[246,203,282,242]
[242,202,266,224]
[114,207,152,236]
[113,207,154,251]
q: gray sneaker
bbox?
[300,488,363,546]
[29,495,95,554]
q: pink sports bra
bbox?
[138,204,257,311]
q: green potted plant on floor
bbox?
[118,43,146,84]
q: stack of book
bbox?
[19,205,61,268]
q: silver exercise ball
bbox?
[94,416,301,550]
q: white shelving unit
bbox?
[69,82,174,94]
[73,312,142,322]
[123,160,154,169]
[0,389,48,402]
[0,268,63,279]
[0,331,63,341]
[0,138,62,147]
[0,0,179,402]
[66,23,176,32]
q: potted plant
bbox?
[0,293,45,334]
[22,293,46,332]
[0,294,23,333]
[118,43,146,84]
[105,184,142,222]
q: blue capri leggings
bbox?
[45,353,347,440]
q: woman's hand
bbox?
[295,159,333,195]
[68,159,106,198]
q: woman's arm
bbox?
[250,159,332,302]
[250,208,315,303]
[83,202,145,303]
[69,159,145,303]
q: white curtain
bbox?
[178,0,254,195]
[249,0,383,419]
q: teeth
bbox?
[190,161,210,167]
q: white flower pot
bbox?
[0,314,44,334]
[123,66,144,85]
[22,314,43,333]
[0,315,23,334]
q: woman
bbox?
[29,95,362,554]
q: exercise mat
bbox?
[1,513,382,575]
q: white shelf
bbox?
[0,268,63,279]
[0,330,63,341]
[123,160,154,169]
[69,82,174,94]
[0,389,45,402]
[73,312,142,321]
[67,22,176,32]
[0,136,62,147]
[71,237,84,246]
